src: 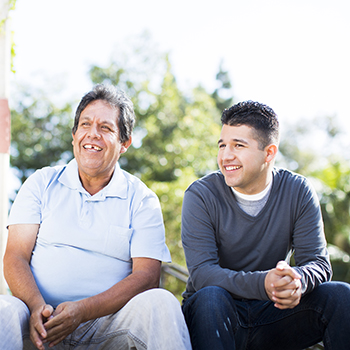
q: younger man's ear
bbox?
[265,144,278,163]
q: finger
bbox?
[44,306,67,329]
[275,261,300,277]
[284,266,301,280]
[272,275,294,288]
[43,330,67,347]
[44,326,70,346]
[274,293,301,309]
[30,326,45,350]
[32,316,47,339]
[273,277,302,290]
[44,318,67,339]
[290,269,302,280]
[272,289,301,308]
[53,304,64,317]
[274,301,299,310]
[273,298,299,309]
[276,260,289,270]
[274,268,301,288]
[31,335,45,350]
[42,304,54,319]
[294,278,302,289]
[44,315,77,342]
[273,288,299,299]
[44,314,61,329]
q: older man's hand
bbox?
[42,300,86,347]
[29,304,54,350]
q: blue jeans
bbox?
[182,282,350,350]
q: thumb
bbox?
[42,304,54,319]
[276,260,288,270]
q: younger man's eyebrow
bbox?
[233,138,249,145]
[218,138,249,145]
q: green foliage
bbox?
[211,60,233,111]
[10,86,74,183]
[89,40,223,296]
[10,33,350,295]
[278,117,350,281]
[89,45,222,277]
[312,162,350,255]
[8,0,16,11]
[314,162,350,282]
[0,0,17,72]
[10,38,223,298]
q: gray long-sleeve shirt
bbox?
[181,168,332,301]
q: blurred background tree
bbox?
[10,35,350,298]
[10,85,74,184]
[87,36,223,296]
[277,116,350,282]
[211,60,233,111]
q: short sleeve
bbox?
[130,189,171,263]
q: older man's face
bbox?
[72,100,131,183]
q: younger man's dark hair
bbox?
[221,101,279,149]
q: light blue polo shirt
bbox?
[8,159,171,307]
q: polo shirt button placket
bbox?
[81,198,92,229]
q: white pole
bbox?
[0,0,11,295]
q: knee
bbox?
[0,295,28,321]
[306,281,350,314]
[316,281,350,301]
[183,286,234,320]
[0,295,29,338]
[123,289,191,349]
[315,281,350,305]
[189,286,232,309]
[197,285,231,300]
[137,288,179,304]
[183,287,238,341]
[133,288,182,316]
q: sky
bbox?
[8,0,350,146]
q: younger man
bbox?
[181,101,350,350]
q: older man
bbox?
[0,85,191,350]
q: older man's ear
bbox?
[120,137,132,154]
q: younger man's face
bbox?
[217,124,272,195]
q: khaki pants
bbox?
[0,289,191,350]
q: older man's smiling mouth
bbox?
[83,144,102,151]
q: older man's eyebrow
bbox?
[79,116,115,126]
[100,120,116,127]
[79,115,92,123]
